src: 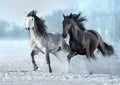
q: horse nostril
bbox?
[28,28,30,30]
[62,33,67,38]
[26,27,30,30]
[62,33,64,37]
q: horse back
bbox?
[47,32,62,46]
[87,30,99,39]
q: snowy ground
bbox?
[0,40,120,85]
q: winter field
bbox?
[0,40,120,85]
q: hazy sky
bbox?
[0,0,75,25]
[0,0,116,26]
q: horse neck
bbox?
[29,28,39,40]
[29,28,46,42]
[70,20,85,42]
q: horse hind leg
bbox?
[85,46,92,60]
[45,51,52,73]
[90,53,96,60]
[31,50,38,71]
[89,46,96,59]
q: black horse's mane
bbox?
[66,13,87,31]
[27,10,47,37]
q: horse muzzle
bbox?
[62,33,67,38]
[26,27,30,30]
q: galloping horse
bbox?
[25,10,70,73]
[62,13,114,63]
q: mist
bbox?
[0,1,120,84]
[0,0,120,41]
[0,20,27,40]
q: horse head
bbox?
[25,10,37,31]
[62,14,73,38]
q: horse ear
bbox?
[63,14,65,18]
[25,11,28,16]
[33,10,37,15]
[70,13,72,18]
[25,12,27,14]
[75,12,81,18]
[78,12,81,16]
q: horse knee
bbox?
[31,50,35,56]
[31,50,35,62]
[67,52,77,63]
[31,50,39,56]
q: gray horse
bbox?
[25,10,70,73]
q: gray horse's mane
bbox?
[27,10,47,37]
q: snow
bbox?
[0,40,120,85]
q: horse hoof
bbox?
[89,71,93,75]
[34,66,38,71]
[49,69,52,73]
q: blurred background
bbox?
[0,0,120,75]
[0,0,120,41]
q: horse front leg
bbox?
[45,50,52,73]
[31,50,38,71]
[67,51,77,63]
[67,51,77,72]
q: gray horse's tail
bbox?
[104,42,114,56]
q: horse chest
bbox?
[37,38,47,47]
[31,38,47,52]
[69,41,77,49]
[70,40,86,54]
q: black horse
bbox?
[62,13,114,63]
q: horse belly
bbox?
[47,35,61,52]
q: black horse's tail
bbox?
[104,42,114,56]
